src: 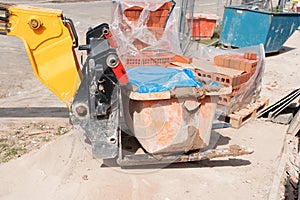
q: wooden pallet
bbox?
[228,98,269,129]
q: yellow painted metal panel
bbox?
[6,5,81,106]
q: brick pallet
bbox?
[194,53,258,105]
[228,98,269,129]
[213,52,258,106]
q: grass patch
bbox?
[55,126,70,135]
[1,146,27,163]
[271,6,284,13]
[4,147,27,157]
[42,136,50,142]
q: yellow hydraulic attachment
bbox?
[0,3,81,106]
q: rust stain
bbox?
[156,122,175,146]
[199,102,214,119]
[200,96,211,103]
[155,100,181,146]
[137,107,152,127]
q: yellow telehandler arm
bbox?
[0,3,81,106]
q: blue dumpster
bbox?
[220,6,300,53]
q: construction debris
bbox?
[257,88,300,123]
[287,109,300,136]
[24,130,51,137]
[272,113,294,125]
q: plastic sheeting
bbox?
[126,66,203,93]
[111,0,182,64]
[186,43,265,114]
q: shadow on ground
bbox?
[0,107,69,118]
[266,46,296,57]
[101,131,251,169]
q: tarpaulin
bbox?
[127,66,203,93]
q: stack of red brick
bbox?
[123,1,173,41]
[195,52,258,105]
[125,51,192,68]
[214,53,257,74]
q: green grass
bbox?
[55,126,69,135]
[1,146,27,162]
[4,147,27,157]
[271,6,283,13]
[42,136,50,142]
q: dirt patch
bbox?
[0,119,71,163]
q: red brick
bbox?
[244,52,250,59]
[238,73,244,85]
[218,95,231,105]
[223,56,231,68]
[125,51,178,67]
[244,60,257,73]
[231,89,237,97]
[244,52,258,60]
[197,70,213,79]
[172,55,192,64]
[241,73,247,85]
[229,58,241,70]
[249,53,257,60]
[214,54,248,70]
[232,83,244,91]
[251,66,256,75]
[213,73,233,86]
[214,55,223,66]
[233,76,239,87]
[246,73,251,82]
[195,68,215,80]
[239,59,247,71]
[238,72,252,85]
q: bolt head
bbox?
[76,105,88,117]
[28,18,41,29]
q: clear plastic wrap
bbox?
[111,0,182,65]
[111,0,265,115]
[186,43,265,114]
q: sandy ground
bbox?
[0,1,299,200]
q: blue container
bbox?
[220,6,300,53]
